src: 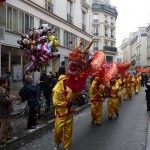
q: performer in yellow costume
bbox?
[106,77,119,120]
[116,74,122,105]
[123,75,132,100]
[138,73,142,91]
[52,75,77,150]
[89,77,105,126]
[134,75,139,94]
[131,74,135,94]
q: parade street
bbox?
[18,87,149,150]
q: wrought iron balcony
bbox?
[82,24,86,32]
[93,19,99,22]
[45,0,53,13]
[67,14,73,24]
[93,32,99,36]
[103,46,117,52]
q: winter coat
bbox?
[24,82,39,107]
[0,86,15,118]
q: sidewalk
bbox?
[0,100,90,150]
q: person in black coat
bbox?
[58,61,66,76]
[24,74,40,129]
[145,80,150,111]
[43,73,54,112]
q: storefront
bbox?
[1,45,28,89]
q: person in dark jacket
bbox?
[24,74,40,129]
[145,80,150,111]
[43,73,54,112]
[58,61,66,76]
[0,77,16,145]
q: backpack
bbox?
[19,86,28,102]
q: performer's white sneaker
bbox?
[54,144,59,150]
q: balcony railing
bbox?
[103,46,117,52]
[45,0,53,13]
[93,19,99,22]
[93,32,99,36]
[82,24,86,32]
[104,20,108,23]
[67,14,73,24]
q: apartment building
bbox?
[0,0,92,89]
[119,27,148,71]
[91,0,118,63]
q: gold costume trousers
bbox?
[123,88,132,100]
[54,114,73,149]
[91,102,103,124]
[107,98,119,118]
[117,90,122,104]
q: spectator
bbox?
[0,77,16,145]
[24,74,40,129]
[58,61,66,76]
[52,72,58,86]
[43,73,54,112]
[145,80,150,111]
[5,70,12,92]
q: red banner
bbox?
[136,67,150,73]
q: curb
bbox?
[0,103,91,150]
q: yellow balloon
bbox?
[53,40,59,47]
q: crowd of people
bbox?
[0,63,150,149]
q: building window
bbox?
[111,29,114,38]
[111,17,114,25]
[93,26,98,36]
[105,41,108,46]
[45,0,53,13]
[93,41,99,50]
[67,0,73,24]
[111,42,114,47]
[104,15,108,23]
[13,8,19,32]
[7,5,13,31]
[104,27,108,37]
[0,3,6,27]
[93,13,99,22]
[82,10,86,31]
[0,4,34,34]
[64,31,77,49]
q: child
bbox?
[145,81,150,111]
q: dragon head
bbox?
[67,39,93,76]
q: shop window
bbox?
[0,3,6,27]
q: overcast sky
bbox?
[110,0,150,47]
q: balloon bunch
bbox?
[17,24,60,72]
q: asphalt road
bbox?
[19,87,149,150]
